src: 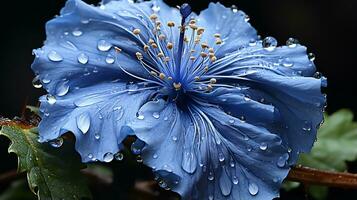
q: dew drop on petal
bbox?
[208,195,214,200]
[231,5,238,13]
[218,153,225,162]
[208,171,214,181]
[137,112,145,120]
[228,119,235,124]
[136,155,143,163]
[46,94,56,105]
[152,153,158,159]
[76,113,91,134]
[282,58,294,67]
[105,54,115,64]
[72,30,83,37]
[259,142,268,151]
[94,133,100,140]
[308,53,316,61]
[232,176,239,184]
[172,136,178,141]
[77,53,89,64]
[32,75,42,88]
[302,121,312,132]
[219,168,232,196]
[262,36,277,51]
[56,82,69,96]
[88,153,93,159]
[286,37,299,48]
[97,40,112,52]
[152,112,160,119]
[248,183,259,196]
[103,152,114,162]
[114,152,124,161]
[50,137,63,148]
[48,50,63,62]
[182,149,197,174]
[277,156,286,168]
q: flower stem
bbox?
[287,165,357,189]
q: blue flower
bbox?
[31,0,327,199]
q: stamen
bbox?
[150,71,158,76]
[209,78,217,84]
[194,76,200,81]
[210,56,217,62]
[167,43,173,49]
[201,42,209,49]
[132,28,141,35]
[167,21,175,27]
[151,43,158,48]
[190,56,196,61]
[173,82,182,90]
[157,52,164,58]
[150,14,158,20]
[214,33,221,38]
[114,47,122,53]
[208,48,214,53]
[200,52,208,58]
[197,27,205,35]
[159,34,166,40]
[159,73,166,80]
[136,52,143,60]
[143,45,149,52]
[215,38,223,45]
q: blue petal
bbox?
[38,82,156,162]
[129,99,289,200]
[201,43,326,163]
[32,0,159,94]
[197,3,258,58]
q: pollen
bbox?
[151,43,158,48]
[150,71,158,76]
[201,42,209,49]
[214,33,221,38]
[114,47,122,53]
[173,82,182,91]
[167,42,173,50]
[143,45,149,52]
[136,52,143,60]
[132,28,141,35]
[157,52,164,58]
[159,73,166,80]
[200,52,208,58]
[159,34,166,40]
[215,38,223,45]
[150,14,158,20]
[197,27,205,35]
[210,56,217,62]
[167,21,175,27]
[208,48,215,53]
[190,56,196,60]
[194,76,200,81]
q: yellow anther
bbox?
[189,19,196,24]
[209,52,215,58]
[150,14,158,20]
[148,39,155,44]
[173,82,182,90]
[156,21,162,26]
[207,84,213,91]
[204,66,209,72]
[157,52,164,58]
[208,48,215,53]
[167,21,175,27]
[215,38,223,45]
[156,26,161,31]
[150,71,158,76]
[136,52,143,60]
[167,42,173,50]
[200,52,208,58]
[194,76,200,81]
[210,56,217,62]
[159,34,166,40]
[190,49,196,53]
[201,42,209,49]
[114,47,122,53]
[143,45,149,52]
[190,56,196,60]
[168,76,173,80]
[197,27,205,35]
[132,28,141,35]
[184,36,189,43]
[151,43,158,48]
[214,33,221,38]
[159,73,166,80]
[210,78,217,84]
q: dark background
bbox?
[0,0,356,199]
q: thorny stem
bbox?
[1,166,357,189]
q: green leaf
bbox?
[0,125,92,200]
[308,186,328,200]
[299,109,357,171]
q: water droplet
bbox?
[182,149,197,174]
[172,136,178,141]
[259,142,268,151]
[97,40,112,52]
[103,152,114,162]
[46,94,56,105]
[229,159,235,167]
[152,112,160,119]
[313,72,322,79]
[277,156,286,168]
[76,113,91,134]
[249,39,257,46]
[308,53,316,61]
[105,54,115,64]
[48,50,63,62]
[32,75,42,88]
[42,77,51,84]
[248,183,259,195]
[228,119,235,124]
[56,82,69,96]
[240,116,246,122]
[208,195,214,200]
[152,154,158,159]
[88,153,93,159]
[232,176,239,184]
[94,133,100,140]
[208,171,214,181]
[302,121,312,132]
[218,153,225,162]
[262,36,277,51]
[219,167,232,196]
[247,146,252,152]
[244,15,250,22]
[282,58,294,67]
[164,116,168,121]
[72,30,83,37]
[114,152,124,161]
[77,53,89,64]
[137,112,144,120]
[286,38,299,48]
[151,4,160,12]
[231,5,238,13]
[50,137,63,148]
